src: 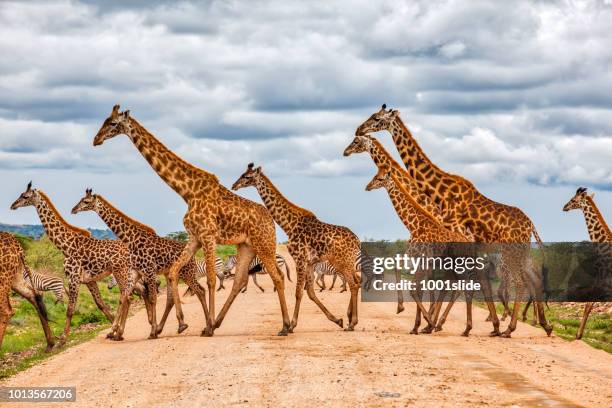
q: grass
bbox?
[1,235,239,379]
[485,301,612,354]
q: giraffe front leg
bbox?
[144,277,159,339]
[59,278,80,347]
[304,270,343,328]
[576,302,594,340]
[156,282,174,335]
[86,281,114,322]
[169,236,201,334]
[201,237,218,336]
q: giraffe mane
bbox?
[585,195,612,237]
[96,195,157,235]
[393,117,476,188]
[38,191,92,238]
[129,117,219,182]
[389,172,441,225]
[261,173,316,218]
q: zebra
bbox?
[23,267,66,304]
[314,261,347,292]
[356,252,375,291]
[107,274,161,297]
[223,253,291,293]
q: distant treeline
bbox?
[0,223,114,240]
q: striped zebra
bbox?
[314,261,347,292]
[223,253,291,293]
[181,257,224,296]
[23,267,66,304]
[107,275,160,297]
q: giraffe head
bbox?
[343,134,374,156]
[365,164,393,191]
[355,104,400,135]
[71,188,99,214]
[232,162,262,190]
[563,187,594,212]
[93,104,132,146]
[10,181,41,210]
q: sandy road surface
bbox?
[2,247,611,407]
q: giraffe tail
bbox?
[532,225,544,249]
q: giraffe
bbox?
[71,188,211,339]
[10,183,134,344]
[343,133,498,333]
[365,163,493,336]
[232,163,361,331]
[563,187,612,339]
[354,105,552,337]
[0,232,55,351]
[92,105,291,336]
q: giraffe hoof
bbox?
[434,325,443,332]
[396,305,405,314]
[148,333,158,340]
[106,332,114,339]
[489,330,501,337]
[201,327,214,337]
[336,318,344,328]
[544,325,553,337]
[178,323,188,334]
[112,335,124,341]
[344,326,354,332]
[277,329,289,336]
[409,329,419,335]
[420,326,433,334]
[500,330,512,338]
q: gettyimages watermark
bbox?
[360,241,612,303]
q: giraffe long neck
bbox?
[35,192,89,254]
[384,180,430,234]
[94,196,156,242]
[388,116,447,202]
[254,174,315,235]
[369,139,444,222]
[128,118,217,202]
[582,197,612,243]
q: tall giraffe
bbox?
[0,232,55,351]
[10,183,134,344]
[232,163,361,331]
[71,188,210,339]
[93,105,291,336]
[355,105,552,337]
[563,187,612,339]
[365,164,495,336]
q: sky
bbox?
[1,0,611,242]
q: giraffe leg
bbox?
[168,237,201,334]
[477,266,501,336]
[59,278,80,347]
[0,293,13,350]
[156,283,174,335]
[201,237,218,336]
[576,302,594,340]
[289,252,308,332]
[522,298,532,322]
[256,252,291,335]
[395,267,405,314]
[11,282,55,351]
[213,244,254,332]
[346,283,359,331]
[462,291,474,337]
[241,275,249,293]
[180,275,210,337]
[252,273,265,293]
[86,281,114,322]
[304,272,343,328]
[144,277,159,339]
[435,289,462,332]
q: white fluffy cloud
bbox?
[0,0,611,239]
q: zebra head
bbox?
[232,162,262,191]
[71,188,99,214]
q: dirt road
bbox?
[2,248,611,407]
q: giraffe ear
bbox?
[26,181,32,191]
[122,110,130,119]
[112,104,120,117]
[255,166,262,173]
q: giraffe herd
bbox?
[0,103,609,353]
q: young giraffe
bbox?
[10,183,135,344]
[71,188,211,339]
[355,105,552,337]
[0,232,55,351]
[563,187,612,339]
[232,163,361,331]
[93,105,291,336]
[365,164,491,336]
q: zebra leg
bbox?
[252,272,265,293]
[329,273,337,290]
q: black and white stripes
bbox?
[23,267,65,304]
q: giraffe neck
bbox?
[368,139,443,222]
[254,173,315,235]
[582,196,611,242]
[34,192,90,254]
[127,118,217,202]
[94,195,156,242]
[388,116,447,200]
